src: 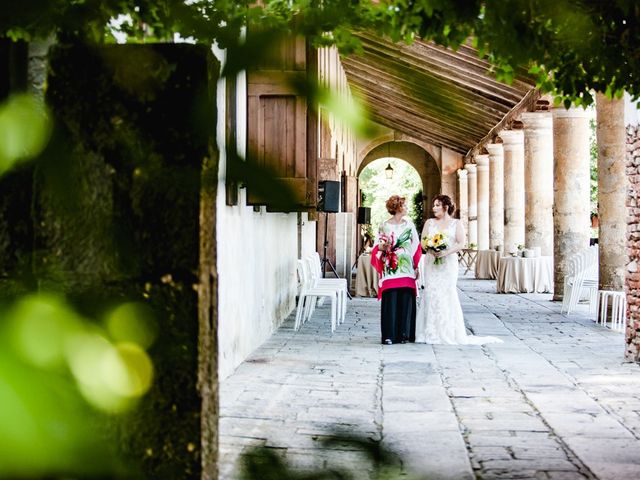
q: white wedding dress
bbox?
[415,219,502,345]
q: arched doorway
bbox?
[358,140,440,230]
[358,157,422,234]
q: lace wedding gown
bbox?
[415,219,502,345]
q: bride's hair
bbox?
[433,194,456,216]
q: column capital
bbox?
[475,154,490,169]
[498,129,524,149]
[521,111,553,131]
[464,163,477,175]
[486,143,504,157]
[457,168,468,179]
[552,106,591,120]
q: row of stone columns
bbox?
[451,96,632,357]
[456,109,598,299]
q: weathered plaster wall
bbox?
[215,54,301,380]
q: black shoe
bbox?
[383,339,393,345]
[401,339,408,344]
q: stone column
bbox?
[28,37,55,103]
[486,143,505,250]
[499,130,525,253]
[521,112,554,256]
[457,168,469,246]
[475,154,490,250]
[465,163,478,247]
[597,92,627,291]
[552,107,591,300]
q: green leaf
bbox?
[0,94,52,176]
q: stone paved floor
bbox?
[219,274,640,480]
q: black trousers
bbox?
[380,287,416,344]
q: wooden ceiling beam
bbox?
[350,85,480,148]
[358,34,534,93]
[349,84,491,142]
[422,42,535,91]
[346,47,521,113]
[456,44,535,87]
[357,34,529,103]
[406,43,529,101]
[342,55,510,122]
[342,61,500,135]
[466,88,541,159]
[339,33,538,154]
[367,112,470,154]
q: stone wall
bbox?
[625,124,640,362]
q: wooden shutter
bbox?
[246,34,316,210]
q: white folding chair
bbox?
[306,253,347,324]
[561,245,598,316]
[295,259,338,332]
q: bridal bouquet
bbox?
[378,229,412,273]
[421,231,449,265]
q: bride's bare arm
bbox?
[449,220,465,255]
[438,220,465,257]
[420,218,429,239]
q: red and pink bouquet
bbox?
[378,232,398,271]
[377,228,412,273]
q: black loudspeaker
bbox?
[318,180,340,213]
[357,206,371,224]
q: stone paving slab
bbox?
[219,273,640,480]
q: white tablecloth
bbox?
[496,256,554,293]
[475,250,502,279]
[355,253,379,297]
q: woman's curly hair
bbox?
[386,195,406,215]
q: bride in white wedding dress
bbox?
[415,195,502,345]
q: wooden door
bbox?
[246,33,316,210]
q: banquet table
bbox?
[355,253,379,297]
[475,250,502,279]
[496,256,554,293]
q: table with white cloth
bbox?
[355,253,379,297]
[496,255,554,293]
[475,250,502,279]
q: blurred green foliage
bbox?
[239,432,420,480]
[2,1,639,105]
[0,94,51,176]
[0,41,210,478]
[0,292,156,478]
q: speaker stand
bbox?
[321,213,352,299]
[351,224,369,271]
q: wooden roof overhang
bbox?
[341,33,539,157]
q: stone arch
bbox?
[357,138,441,226]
